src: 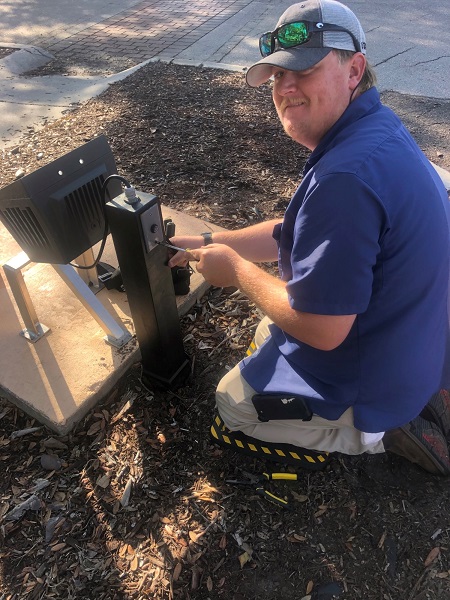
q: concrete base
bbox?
[0,205,218,434]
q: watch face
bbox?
[202,232,213,245]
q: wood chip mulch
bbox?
[1,61,450,600]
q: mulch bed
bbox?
[1,61,450,600]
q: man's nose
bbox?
[276,71,300,94]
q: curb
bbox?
[104,56,248,85]
[0,42,54,75]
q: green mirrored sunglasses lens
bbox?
[278,22,309,48]
[259,33,272,57]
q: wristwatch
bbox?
[201,231,213,245]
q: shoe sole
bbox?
[399,417,450,476]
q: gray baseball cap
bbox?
[246,0,366,87]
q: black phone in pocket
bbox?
[251,394,313,422]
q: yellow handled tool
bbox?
[226,470,299,510]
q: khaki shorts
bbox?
[216,317,385,455]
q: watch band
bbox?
[201,231,213,245]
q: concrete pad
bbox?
[0,205,220,434]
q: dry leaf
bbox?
[107,540,120,551]
[291,491,309,502]
[120,476,133,507]
[86,421,103,436]
[306,580,314,594]
[206,575,213,591]
[160,516,171,524]
[238,551,251,568]
[173,563,182,581]
[189,531,199,543]
[219,534,227,549]
[436,571,450,579]
[191,566,201,590]
[51,543,67,552]
[240,541,252,555]
[424,547,440,567]
[43,437,68,450]
[130,555,139,571]
[190,551,203,564]
[378,531,387,549]
[287,534,307,543]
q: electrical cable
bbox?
[69,174,133,270]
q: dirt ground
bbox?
[1,61,450,600]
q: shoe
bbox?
[420,389,450,439]
[383,415,450,476]
[210,413,331,470]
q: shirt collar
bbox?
[303,87,382,174]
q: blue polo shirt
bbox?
[240,87,450,433]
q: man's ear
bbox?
[349,53,366,90]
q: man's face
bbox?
[272,52,361,151]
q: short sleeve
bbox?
[286,173,387,315]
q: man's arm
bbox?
[168,219,281,266]
[189,244,356,351]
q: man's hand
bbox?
[188,244,245,288]
[167,236,204,267]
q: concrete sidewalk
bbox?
[1,0,449,149]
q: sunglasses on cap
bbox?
[259,21,363,58]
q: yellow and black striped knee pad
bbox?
[210,414,331,470]
[246,340,257,357]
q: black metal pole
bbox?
[105,190,189,387]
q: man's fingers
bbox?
[187,249,201,262]
[168,249,200,267]
[168,250,188,268]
